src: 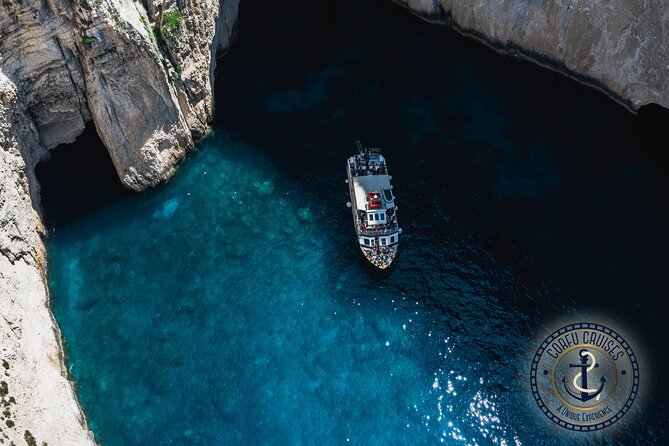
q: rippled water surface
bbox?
[44,0,668,444]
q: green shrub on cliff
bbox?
[162,11,183,32]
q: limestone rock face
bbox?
[1,72,94,446]
[144,0,239,139]
[0,1,89,152]
[0,0,237,443]
[1,0,238,190]
[76,0,194,190]
[395,0,669,110]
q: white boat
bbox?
[346,141,400,269]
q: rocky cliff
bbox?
[395,0,669,111]
[0,0,237,443]
[1,71,95,446]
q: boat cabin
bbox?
[367,210,387,226]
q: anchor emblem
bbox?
[562,349,606,402]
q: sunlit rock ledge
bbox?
[395,0,669,112]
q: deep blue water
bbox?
[42,0,668,444]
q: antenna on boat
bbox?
[355,140,364,155]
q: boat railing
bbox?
[360,224,399,237]
[351,165,388,177]
[350,155,388,177]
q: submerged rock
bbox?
[297,207,312,222]
[254,180,274,195]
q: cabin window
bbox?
[390,236,395,243]
[381,239,386,246]
[380,214,385,221]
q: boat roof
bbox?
[352,175,393,210]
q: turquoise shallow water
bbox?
[49,138,532,445]
[43,0,668,444]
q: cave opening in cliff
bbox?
[35,123,133,229]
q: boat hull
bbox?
[346,153,399,270]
